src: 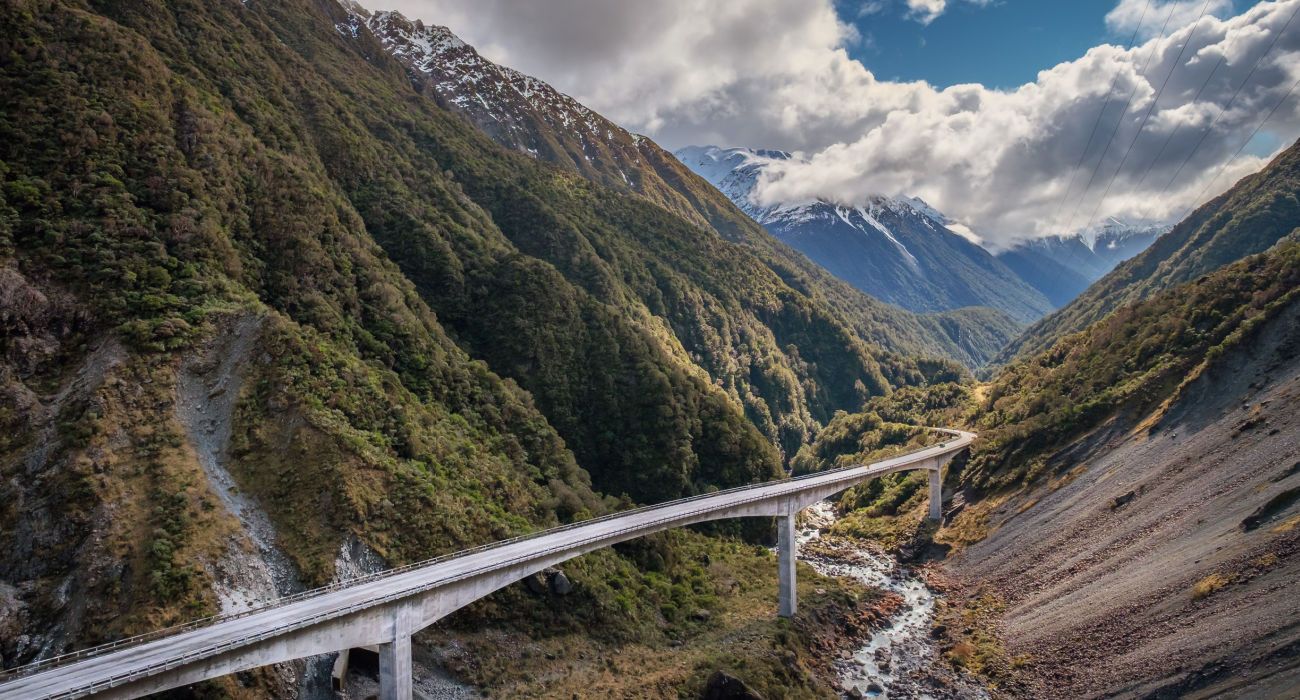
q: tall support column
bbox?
[928,467,943,522]
[777,511,797,618]
[379,608,414,700]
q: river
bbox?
[797,501,990,700]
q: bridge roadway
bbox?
[0,429,974,700]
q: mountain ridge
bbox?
[346,6,1026,370]
[674,145,1054,323]
[997,137,1300,363]
[995,221,1166,308]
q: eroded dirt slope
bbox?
[950,297,1300,698]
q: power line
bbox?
[1179,71,1300,220]
[1050,0,1154,231]
[1159,0,1300,200]
[1063,0,1181,233]
[1132,53,1225,191]
[1081,0,1217,231]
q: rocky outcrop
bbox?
[548,570,573,596]
[521,568,574,597]
[701,670,765,700]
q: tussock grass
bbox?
[1191,573,1231,600]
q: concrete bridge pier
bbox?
[928,467,943,522]
[777,511,798,618]
[379,606,415,700]
[378,635,412,700]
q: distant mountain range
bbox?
[674,146,1055,323]
[998,138,1300,364]
[994,222,1168,308]
[351,6,1027,369]
[353,7,1171,344]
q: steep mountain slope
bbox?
[344,4,723,234]
[772,194,1300,694]
[998,138,1300,363]
[0,0,608,676]
[675,146,1054,323]
[351,7,1023,369]
[0,0,941,684]
[995,221,1164,308]
[947,236,1300,697]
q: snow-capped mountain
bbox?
[330,5,1032,368]
[995,221,1166,308]
[356,7,608,154]
[675,146,1055,322]
[344,3,735,232]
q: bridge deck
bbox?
[0,429,974,699]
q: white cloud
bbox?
[1106,0,1234,39]
[858,1,888,17]
[377,0,1300,245]
[754,0,1300,243]
[906,0,947,25]
[903,0,998,25]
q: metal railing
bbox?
[0,428,972,696]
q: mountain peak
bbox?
[674,144,1053,321]
[350,4,612,156]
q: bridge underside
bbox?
[4,450,961,700]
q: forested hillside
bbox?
[0,0,951,685]
[969,235,1300,491]
[355,7,1024,370]
[999,139,1300,363]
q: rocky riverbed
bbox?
[797,502,989,700]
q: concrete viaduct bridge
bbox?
[0,429,974,700]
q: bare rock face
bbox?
[702,670,765,700]
[0,266,91,376]
[0,583,29,666]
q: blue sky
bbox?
[401,0,1300,238]
[842,0,1258,88]
[840,0,1278,157]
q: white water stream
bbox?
[797,501,988,700]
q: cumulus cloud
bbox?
[378,0,1300,245]
[755,0,1300,244]
[1106,0,1234,39]
[381,0,859,140]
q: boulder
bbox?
[701,670,765,700]
[523,572,548,596]
[1111,490,1137,510]
[548,570,573,596]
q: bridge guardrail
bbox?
[0,428,971,691]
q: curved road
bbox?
[0,429,974,700]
